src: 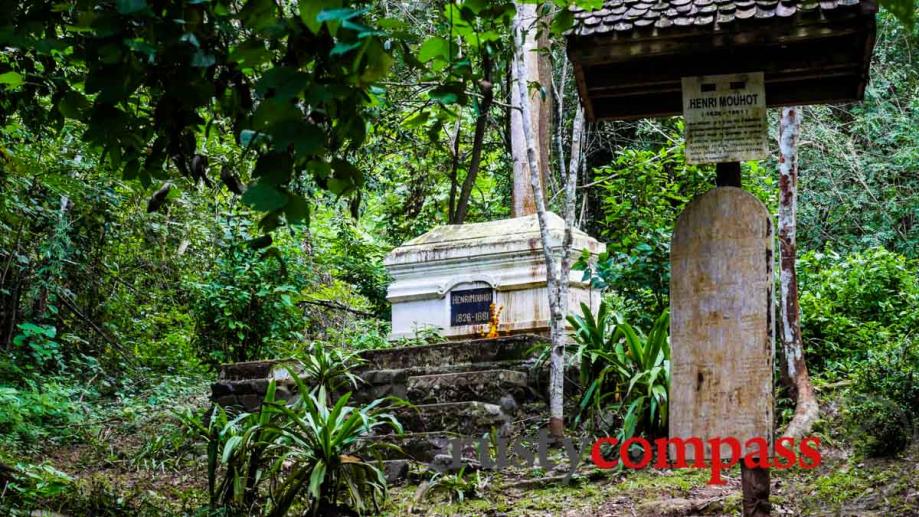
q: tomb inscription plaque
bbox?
[450,287,493,327]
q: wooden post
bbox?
[741,464,772,516]
[714,161,771,517]
[715,162,741,187]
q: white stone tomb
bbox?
[384,213,604,340]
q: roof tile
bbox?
[695,14,716,24]
[776,2,797,15]
[570,0,869,36]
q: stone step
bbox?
[394,401,512,435]
[368,431,461,462]
[354,360,533,403]
[217,358,299,381]
[406,369,529,405]
[211,378,298,411]
[380,459,409,484]
[358,334,544,371]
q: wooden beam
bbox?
[588,77,860,120]
[567,15,871,66]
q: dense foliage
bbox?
[845,343,918,457]
[798,247,919,377]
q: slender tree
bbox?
[778,106,819,438]
[451,54,494,224]
[512,8,585,438]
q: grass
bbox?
[0,372,213,516]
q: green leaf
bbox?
[124,38,156,61]
[331,40,362,57]
[57,91,90,118]
[253,152,292,186]
[242,183,288,211]
[329,158,361,195]
[255,67,310,99]
[551,9,574,35]
[222,435,242,463]
[240,0,278,33]
[0,71,23,89]
[317,8,363,22]
[285,194,309,224]
[302,2,348,36]
[253,98,300,131]
[269,120,325,158]
[403,110,430,129]
[191,50,216,68]
[308,461,327,499]
[308,160,331,180]
[358,40,392,84]
[429,83,465,105]
[229,39,272,67]
[418,37,448,63]
[240,129,267,148]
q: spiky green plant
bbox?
[568,301,670,439]
[186,372,401,516]
[298,341,364,396]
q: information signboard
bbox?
[682,72,767,164]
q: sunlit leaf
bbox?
[0,71,24,89]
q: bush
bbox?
[844,344,918,457]
[188,241,307,364]
[0,462,74,515]
[798,247,919,376]
[0,380,84,450]
[583,141,774,325]
[10,323,64,373]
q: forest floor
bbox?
[5,379,918,516]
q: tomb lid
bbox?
[566,0,877,121]
[384,212,603,268]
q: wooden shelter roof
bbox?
[570,0,865,36]
[566,0,877,120]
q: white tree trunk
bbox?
[778,106,819,439]
[513,9,583,438]
[560,105,585,322]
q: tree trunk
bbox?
[510,2,549,218]
[513,10,583,438]
[452,53,494,224]
[447,119,462,222]
[557,106,585,428]
[778,106,819,439]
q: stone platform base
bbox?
[211,334,551,480]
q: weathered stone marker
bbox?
[669,187,774,460]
